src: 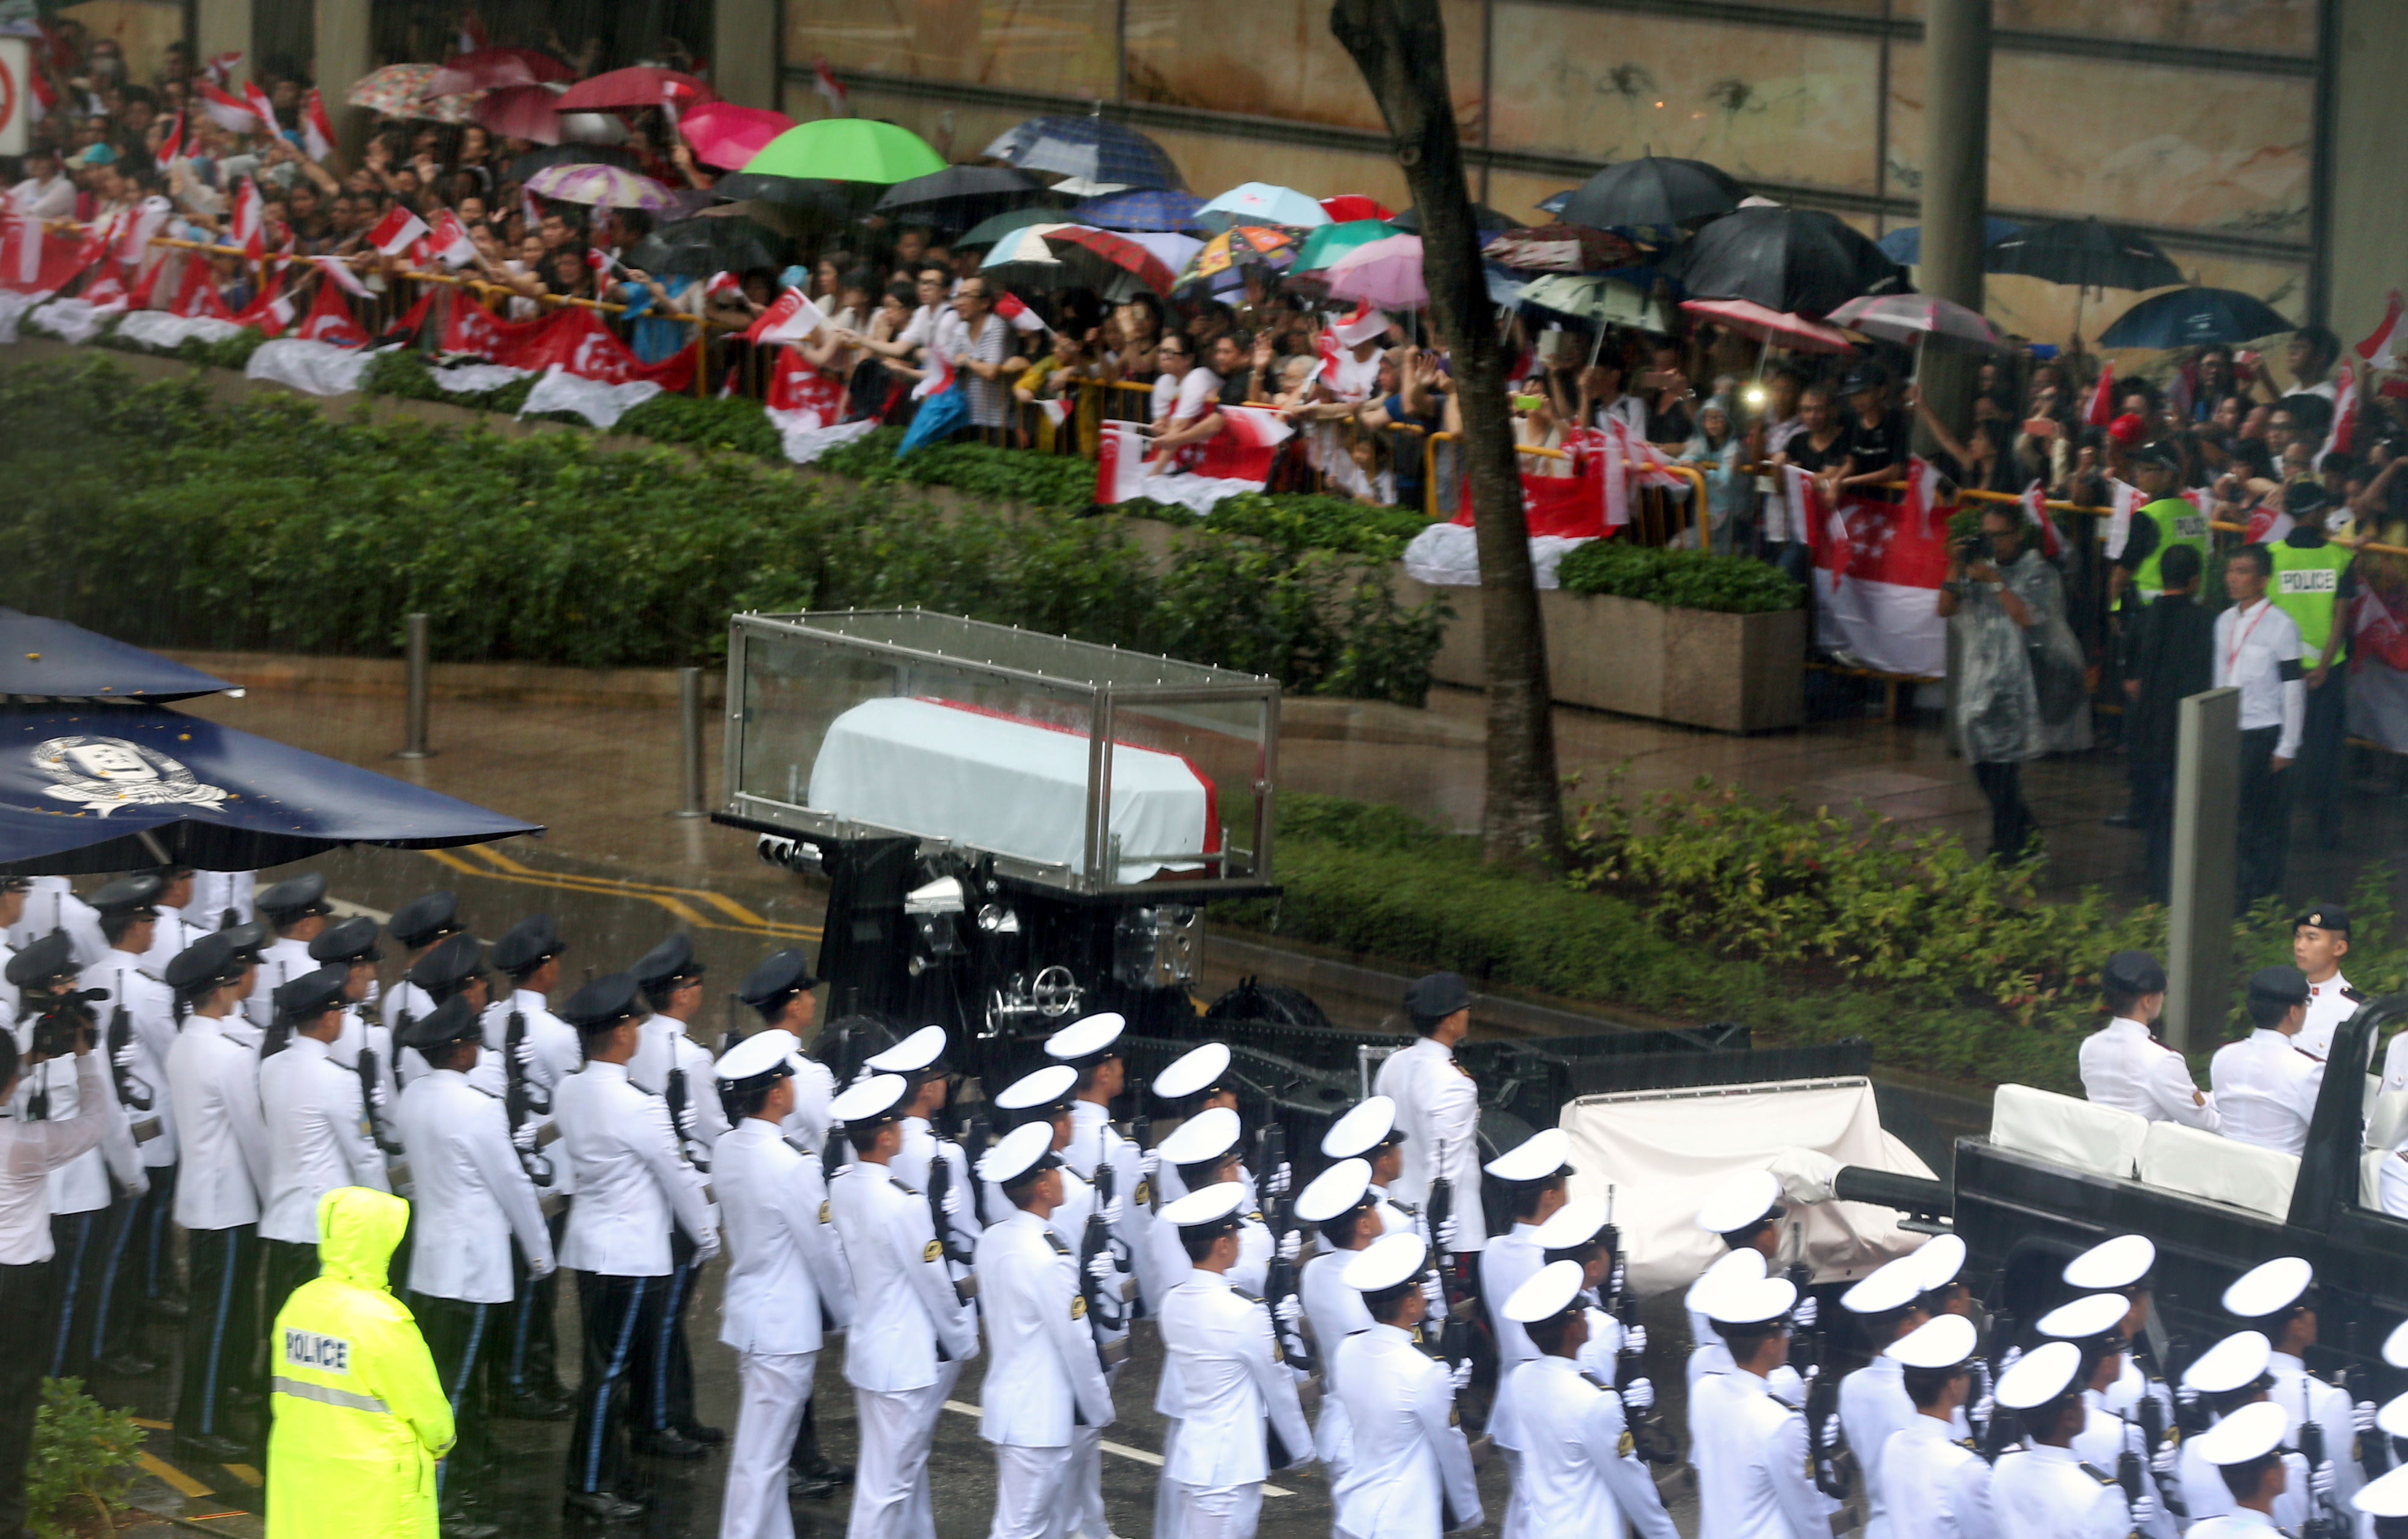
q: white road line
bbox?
[940,1400,1294,1497]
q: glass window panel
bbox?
[1995,0,2317,56]
[785,0,1121,97]
[1121,0,1482,137]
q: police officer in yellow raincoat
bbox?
[265,1186,455,1539]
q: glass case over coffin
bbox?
[725,611,1281,895]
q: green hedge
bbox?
[0,358,1446,703]
[1555,539,1804,614]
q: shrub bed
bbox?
[1555,539,1804,614]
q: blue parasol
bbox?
[0,610,237,702]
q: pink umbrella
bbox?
[472,83,565,146]
[429,46,574,97]
[1324,234,1427,310]
[1678,298,1856,354]
[679,101,796,171]
[1827,293,2002,353]
[554,67,713,113]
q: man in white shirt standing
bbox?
[2209,968,2322,1156]
[1374,972,1485,1254]
[2078,950,2218,1131]
[256,967,387,1332]
[2214,542,2306,904]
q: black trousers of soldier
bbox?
[177,1224,259,1444]
[505,1206,570,1402]
[260,1239,319,1338]
[87,1187,155,1367]
[133,1163,180,1304]
[2298,670,2349,851]
[413,1296,499,1513]
[648,1230,703,1440]
[0,1261,57,1539]
[2238,725,2293,902]
[568,1272,665,1498]
[44,1209,106,1382]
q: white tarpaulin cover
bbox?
[1561,1076,1938,1299]
[28,296,126,345]
[1399,522,1592,589]
[114,311,244,351]
[807,696,1215,882]
[0,290,53,345]
[246,338,379,396]
[428,361,531,394]
[517,365,661,429]
[766,407,877,465]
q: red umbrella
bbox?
[429,46,574,97]
[678,101,796,171]
[472,83,565,146]
[1040,225,1176,297]
[554,66,713,112]
[1678,298,1856,354]
[1320,194,1395,224]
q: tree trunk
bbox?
[1331,0,1565,871]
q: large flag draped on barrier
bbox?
[1094,406,1296,516]
[1791,456,1952,678]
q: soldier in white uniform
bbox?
[2354,1456,2408,1535]
[1502,1260,1680,1539]
[240,871,330,1028]
[1372,972,1486,1254]
[552,973,721,1525]
[183,869,256,931]
[1878,1313,1995,1539]
[828,1071,980,1539]
[80,875,176,1377]
[1295,1159,1381,1479]
[2182,1400,2295,1539]
[1529,1198,1639,1388]
[2061,1234,2177,1429]
[2291,906,2362,1065]
[1988,1341,2140,1539]
[11,876,106,967]
[403,933,498,1093]
[1837,1251,1940,1539]
[256,966,387,1330]
[308,917,397,1154]
[1688,1271,1836,1539]
[2177,1330,2311,1528]
[383,891,464,1073]
[1040,1015,1141,1539]
[711,1031,853,1539]
[2079,950,2219,1130]
[2032,1292,2180,1539]
[1146,1106,1269,1300]
[139,865,209,978]
[2210,967,2324,1155]
[1156,1181,1312,1539]
[163,929,272,1464]
[1480,1126,1574,1539]
[1688,1170,1811,1390]
[1322,1096,1420,1237]
[2223,1255,2359,1527]
[1331,1230,1480,1538]
[393,995,557,1538]
[864,1025,982,1280]
[1149,1043,1248,1208]
[973,1121,1116,1539]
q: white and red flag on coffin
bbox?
[196,81,265,134]
[2017,479,2062,558]
[1813,492,1952,677]
[912,349,955,401]
[301,90,337,163]
[993,291,1046,333]
[2083,361,2115,428]
[2358,290,2402,372]
[366,205,430,258]
[427,210,476,268]
[294,277,368,345]
[745,287,826,345]
[231,179,264,261]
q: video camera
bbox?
[23,988,105,1060]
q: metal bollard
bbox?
[674,666,706,817]
[395,613,432,760]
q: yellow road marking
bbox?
[136,1453,210,1499]
[222,1464,262,1488]
[416,849,821,942]
[463,846,785,928]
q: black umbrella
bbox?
[2099,286,2293,349]
[874,165,1049,229]
[711,172,870,216]
[0,610,235,702]
[1984,217,2182,291]
[505,141,643,185]
[625,215,786,277]
[1665,205,1908,316]
[1557,156,1744,232]
[0,703,539,874]
[1390,204,1520,235]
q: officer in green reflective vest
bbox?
[2269,481,2357,851]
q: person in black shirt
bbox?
[2118,542,2216,900]
[1831,363,1910,503]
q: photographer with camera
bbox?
[0,930,116,1539]
[9,930,144,1391]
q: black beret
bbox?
[2295,905,2351,935]
[220,920,269,958]
[2284,479,2337,517]
[0,876,29,894]
[6,931,79,987]
[2104,950,2168,996]
[308,915,383,965]
[273,965,350,1021]
[398,994,483,1054]
[1404,971,1472,1022]
[2248,965,2311,1009]
[87,873,163,917]
[2128,441,2184,473]
[388,890,461,950]
[408,932,484,995]
[256,871,330,921]
[634,932,702,992]
[491,913,563,976]
[737,948,816,1009]
[165,932,248,994]
[560,972,642,1033]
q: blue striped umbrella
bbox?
[982,116,1185,191]
[1074,188,1206,233]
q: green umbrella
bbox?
[1291,219,1402,273]
[739,118,947,184]
[1514,273,1670,332]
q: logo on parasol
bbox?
[33,736,229,817]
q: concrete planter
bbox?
[1401,579,1807,733]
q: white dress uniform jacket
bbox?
[9,1019,141,1216]
[12,879,106,968]
[627,1019,732,1162]
[2184,1513,2285,1538]
[86,950,176,1167]
[2069,1395,2177,1539]
[1065,1099,1142,1293]
[1157,1270,1310,1491]
[1374,1038,1486,1252]
[1840,1353,1920,1539]
[481,989,585,1195]
[140,912,208,983]
[182,872,254,930]
[2270,1348,2360,1519]
[891,1116,980,1255]
[242,936,314,1028]
[1508,1354,1678,1539]
[2301,970,2357,1063]
[329,1003,399,1154]
[167,1013,270,1229]
[2209,1028,2324,1154]
[715,1119,851,1353]
[1481,1222,1547,1455]
[394,1066,553,1303]
[1880,1414,1996,1539]
[1987,1441,2133,1539]
[1689,1368,1837,1539]
[828,1161,979,1390]
[256,1035,388,1243]
[1147,1196,1270,1306]
[1299,1247,1374,1469]
[2177,1426,2308,1528]
[0,1055,111,1263]
[975,1209,1113,1446]
[2079,1017,2220,1130]
[554,1061,716,1277]
[1330,1323,1482,1538]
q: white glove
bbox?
[2313,1460,2337,1499]
[1139,1150,1160,1179]
[1623,1376,1654,1413]
[529,1253,557,1279]
[2130,1493,2158,1527]
[125,1172,149,1199]
[1821,1414,1842,1449]
[941,1181,963,1217]
[1275,1296,1303,1327]
[2358,1399,2380,1435]
[1792,1296,1817,1330]
[1087,1252,1117,1285]
[1421,1271,1446,1313]
[1278,1230,1302,1263]
[113,1039,138,1069]
[2151,1442,2177,1476]
[1269,1161,1292,1197]
[1102,1197,1124,1227]
[2000,1345,2024,1375]
[1973,1393,1996,1432]
[1625,1324,1648,1356]
[1447,1359,1474,1392]
[694,1238,722,1266]
[2176,1381,2199,1409]
[1436,1214,1458,1250]
[512,1123,538,1153]
[1608,1260,1627,1297]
